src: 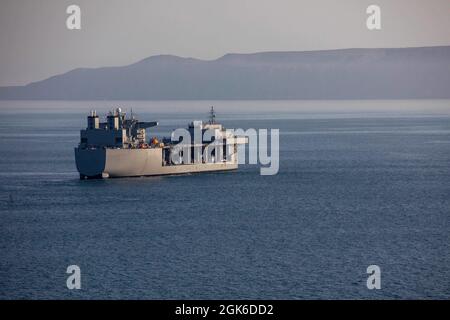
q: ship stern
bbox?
[74,147,107,179]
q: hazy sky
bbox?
[0,0,449,86]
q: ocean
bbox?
[0,100,449,299]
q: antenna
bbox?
[209,106,216,124]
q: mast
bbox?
[209,106,216,124]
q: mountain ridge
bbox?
[1,46,449,100]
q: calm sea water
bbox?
[0,100,449,299]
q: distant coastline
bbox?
[1,46,449,100]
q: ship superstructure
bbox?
[80,108,158,149]
[75,107,246,179]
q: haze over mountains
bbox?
[0,46,449,100]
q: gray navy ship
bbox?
[75,107,246,179]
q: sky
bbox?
[0,0,449,86]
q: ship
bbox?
[75,107,247,179]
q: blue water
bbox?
[0,100,449,299]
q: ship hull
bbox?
[75,147,238,179]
